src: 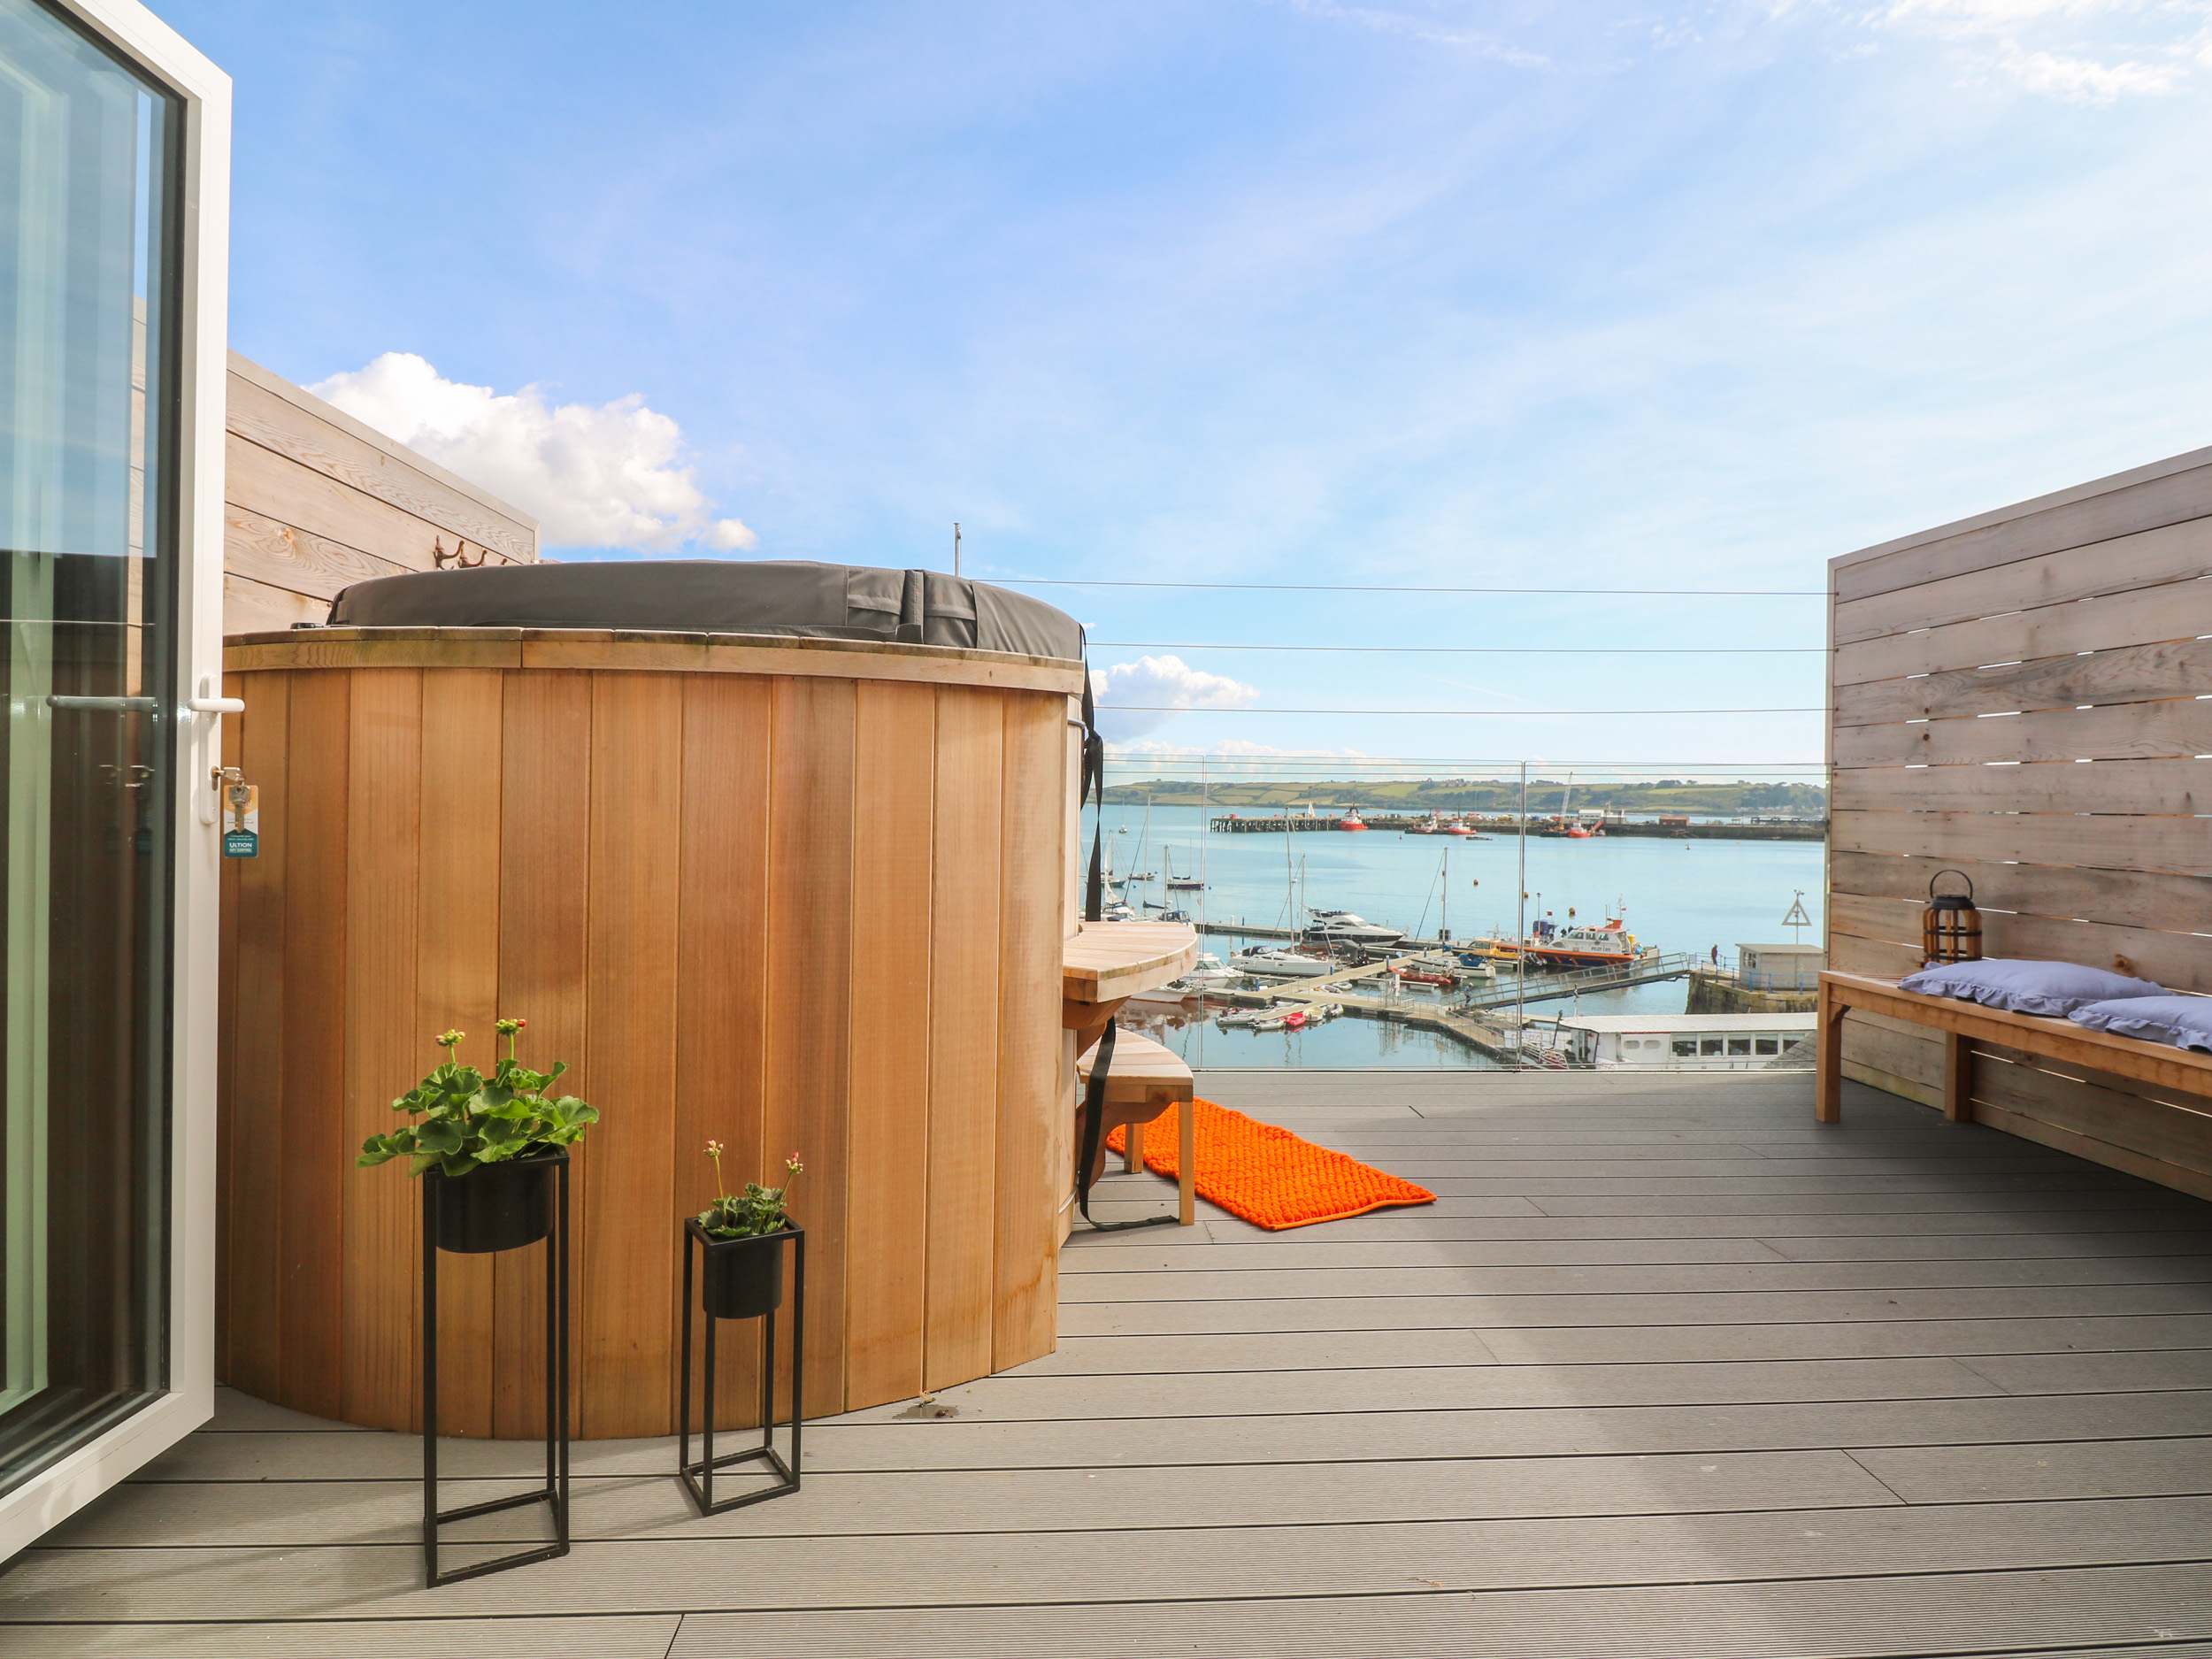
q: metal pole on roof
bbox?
[953,523,961,578]
[1516,761,1527,1071]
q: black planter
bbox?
[427,1152,558,1255]
[421,1148,568,1587]
[679,1217,804,1517]
[695,1223,793,1319]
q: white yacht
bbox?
[1126,953,1244,1005]
[1234,946,1335,979]
[1302,910,1404,948]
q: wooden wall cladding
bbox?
[216,644,1076,1438]
[220,354,539,636]
[1826,444,2212,1194]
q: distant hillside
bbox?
[1098,777,1827,817]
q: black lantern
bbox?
[1923,870,1982,964]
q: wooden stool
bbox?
[1076,1030,1197,1226]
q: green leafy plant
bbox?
[358,1018,598,1179]
[697,1142,804,1239]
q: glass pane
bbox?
[0,0,178,1494]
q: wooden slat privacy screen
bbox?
[221,353,540,635]
[1827,445,2212,1197]
[217,633,1082,1439]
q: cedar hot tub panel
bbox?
[217,632,1083,1439]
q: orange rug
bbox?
[1105,1098,1436,1230]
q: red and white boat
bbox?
[1483,916,1653,972]
[1338,810,1367,832]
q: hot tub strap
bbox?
[1077,1019,1177,1233]
[1080,672,1105,924]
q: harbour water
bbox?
[1085,803,1824,1069]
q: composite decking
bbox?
[8,1069,2212,1656]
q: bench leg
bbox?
[1124,1121,1143,1173]
[1179,1099,1195,1226]
[1942,1032,1974,1124]
[1815,984,1845,1125]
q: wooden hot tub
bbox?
[216,625,1087,1439]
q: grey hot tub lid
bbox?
[323,560,1085,663]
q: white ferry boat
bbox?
[1553,1013,1816,1070]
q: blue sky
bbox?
[174,0,2212,772]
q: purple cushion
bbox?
[1899,958,2167,1018]
[2069,995,2212,1053]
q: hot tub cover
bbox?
[323,560,1084,663]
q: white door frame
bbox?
[0,0,228,1561]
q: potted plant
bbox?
[358,1018,598,1254]
[691,1143,804,1318]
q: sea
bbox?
[1083,803,1824,1070]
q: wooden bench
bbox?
[1816,970,2212,1125]
[1076,1030,1197,1225]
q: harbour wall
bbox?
[1207,816,1824,842]
[1686,967,1818,1015]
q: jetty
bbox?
[1207,813,1823,841]
[1204,950,1699,1062]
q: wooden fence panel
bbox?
[1830,449,2212,1196]
[221,356,538,637]
[1832,455,2212,607]
[1832,574,2211,686]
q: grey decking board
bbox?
[878,1355,2008,1422]
[1056,1283,2212,1337]
[1062,1232,2212,1272]
[1189,1209,2212,1243]
[1063,1238,1802,1271]
[663,1564,2212,1659]
[52,1450,1908,1548]
[10,1497,2211,1622]
[131,1392,2212,1481]
[1957,1348,2212,1395]
[1852,1436,2212,1505]
[1056,1257,2212,1302]
[7,1617,686,1658]
[1466,1314,2212,1366]
[1032,1315,2212,1374]
[20,1068,2212,1655]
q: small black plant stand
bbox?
[420,1151,570,1587]
[678,1218,803,1515]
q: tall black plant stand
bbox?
[678,1219,803,1515]
[420,1152,570,1587]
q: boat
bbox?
[1404,817,1438,836]
[1337,809,1367,832]
[1125,949,1242,1006]
[1124,871,1157,882]
[1302,910,1404,948]
[1279,1008,1309,1029]
[1555,1013,1817,1070]
[1215,1007,1264,1028]
[1182,952,1240,987]
[1441,818,1476,837]
[1164,848,1204,890]
[1391,966,1458,988]
[1482,916,1654,972]
[1235,947,1335,979]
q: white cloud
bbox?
[1283,0,1552,66]
[1089,655,1261,741]
[311,353,757,555]
[1995,42,2183,96]
[1865,0,2208,98]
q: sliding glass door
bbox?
[0,0,182,1499]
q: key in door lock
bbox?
[215,766,259,857]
